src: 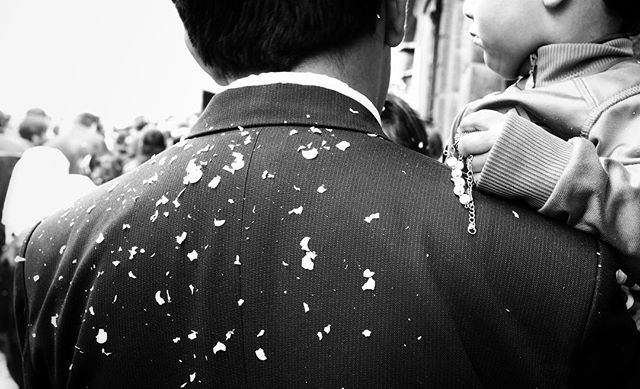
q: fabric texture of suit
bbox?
[14,83,640,388]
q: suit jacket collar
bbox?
[186,83,386,140]
[223,72,382,125]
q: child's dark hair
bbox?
[603,0,640,34]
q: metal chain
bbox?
[444,134,478,235]
[465,155,477,235]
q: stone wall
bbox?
[407,0,503,142]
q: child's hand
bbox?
[456,110,506,182]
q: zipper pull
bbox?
[525,53,538,89]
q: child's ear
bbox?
[542,0,566,9]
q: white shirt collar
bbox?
[223,72,382,125]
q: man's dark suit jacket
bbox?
[14,83,640,388]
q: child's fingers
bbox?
[457,131,496,156]
[469,152,489,174]
[458,110,504,133]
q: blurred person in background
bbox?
[0,110,27,248]
[0,108,26,251]
[2,112,103,247]
[0,109,25,387]
[0,109,26,249]
[381,93,442,158]
[46,112,108,174]
[113,131,131,160]
[122,127,167,173]
[88,153,123,185]
[17,115,48,147]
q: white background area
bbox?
[0,0,221,126]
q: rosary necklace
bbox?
[444,133,477,235]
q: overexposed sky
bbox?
[0,0,220,126]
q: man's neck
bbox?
[292,39,390,112]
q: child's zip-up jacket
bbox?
[450,38,640,277]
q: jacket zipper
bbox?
[525,53,538,89]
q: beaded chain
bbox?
[444,133,477,235]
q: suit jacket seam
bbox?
[237,128,264,388]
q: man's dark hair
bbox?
[603,0,640,34]
[172,0,383,78]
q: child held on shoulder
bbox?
[449,0,640,280]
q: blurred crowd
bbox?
[0,109,197,188]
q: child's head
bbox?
[463,0,640,79]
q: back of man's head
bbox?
[172,0,383,79]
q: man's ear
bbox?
[542,0,566,9]
[385,0,408,47]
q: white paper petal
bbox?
[301,251,317,271]
[288,206,303,215]
[335,141,351,151]
[155,291,166,305]
[301,148,319,160]
[183,159,204,185]
[213,341,226,354]
[208,175,222,189]
[362,277,376,291]
[363,269,375,278]
[364,213,380,223]
[255,348,267,361]
[96,329,108,344]
[300,237,311,252]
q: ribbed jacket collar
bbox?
[533,38,634,87]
